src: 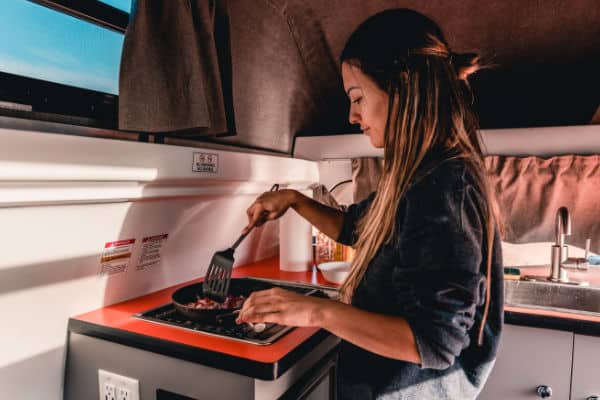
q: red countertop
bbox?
[231,257,337,287]
[72,257,600,366]
[72,257,336,364]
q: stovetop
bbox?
[134,277,331,345]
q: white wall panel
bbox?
[0,127,318,400]
[0,127,317,183]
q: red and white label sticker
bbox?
[100,238,136,275]
[136,234,168,271]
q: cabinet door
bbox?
[280,349,338,400]
[571,333,600,400]
[478,324,573,400]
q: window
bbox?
[0,0,131,128]
[98,0,131,13]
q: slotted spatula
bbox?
[203,184,279,303]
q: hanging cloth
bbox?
[485,154,600,250]
[119,0,228,135]
[351,157,384,203]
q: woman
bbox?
[237,8,503,399]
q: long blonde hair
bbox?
[338,9,501,345]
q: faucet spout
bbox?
[551,206,571,281]
[555,206,571,247]
[531,206,589,286]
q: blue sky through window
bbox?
[0,0,127,94]
[99,0,131,13]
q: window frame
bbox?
[28,0,128,34]
[0,0,129,129]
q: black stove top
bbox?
[135,278,328,345]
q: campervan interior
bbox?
[1,1,599,399]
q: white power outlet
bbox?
[116,387,132,400]
[100,382,116,400]
[99,369,140,400]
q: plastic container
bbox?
[279,209,313,271]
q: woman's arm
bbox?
[243,189,345,240]
[237,288,421,364]
[320,298,421,364]
[290,190,345,240]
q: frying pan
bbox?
[172,278,270,322]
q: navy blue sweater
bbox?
[336,160,503,400]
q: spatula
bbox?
[203,184,279,303]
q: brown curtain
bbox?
[119,0,229,135]
[349,155,600,251]
[485,155,600,251]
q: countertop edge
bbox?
[67,318,333,380]
[505,310,600,336]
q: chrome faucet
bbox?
[546,206,588,286]
[550,206,571,282]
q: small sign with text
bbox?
[100,238,136,275]
[192,152,218,173]
[136,234,168,271]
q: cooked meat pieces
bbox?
[188,294,246,309]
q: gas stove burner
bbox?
[134,278,329,345]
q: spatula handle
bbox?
[231,184,279,250]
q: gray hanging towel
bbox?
[119,0,227,134]
[351,157,384,202]
[310,183,345,210]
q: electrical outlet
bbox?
[99,369,140,400]
[100,382,116,400]
[117,387,132,400]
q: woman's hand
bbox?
[237,287,421,364]
[236,287,335,327]
[243,189,298,234]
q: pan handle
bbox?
[215,309,240,322]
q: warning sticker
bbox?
[101,239,135,275]
[192,152,218,173]
[136,234,168,271]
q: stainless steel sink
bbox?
[504,279,600,316]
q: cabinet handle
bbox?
[586,396,599,400]
[536,385,553,398]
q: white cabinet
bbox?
[478,324,573,400]
[571,334,600,400]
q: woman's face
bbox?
[341,62,389,148]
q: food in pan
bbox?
[188,294,246,310]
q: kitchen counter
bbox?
[68,257,338,380]
[69,257,600,382]
[503,265,600,336]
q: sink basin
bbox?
[504,279,600,316]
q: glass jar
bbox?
[313,228,354,264]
